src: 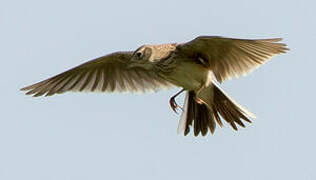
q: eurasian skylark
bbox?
[21,36,289,136]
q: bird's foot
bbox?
[194,96,204,104]
[169,97,183,114]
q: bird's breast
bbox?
[162,59,212,90]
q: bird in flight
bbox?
[21,36,289,136]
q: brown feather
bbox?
[177,36,289,83]
[21,51,173,96]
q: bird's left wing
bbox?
[21,51,173,97]
[176,36,289,83]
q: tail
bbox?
[177,84,255,136]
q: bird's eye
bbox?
[136,52,142,58]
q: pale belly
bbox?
[163,61,213,91]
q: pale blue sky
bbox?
[1,0,315,179]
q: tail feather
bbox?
[177,93,189,134]
[178,84,254,136]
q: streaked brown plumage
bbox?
[21,36,289,136]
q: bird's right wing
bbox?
[21,51,173,97]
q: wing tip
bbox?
[20,86,31,91]
[261,38,283,42]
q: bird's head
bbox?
[129,45,155,69]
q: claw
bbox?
[169,96,183,114]
[169,89,185,114]
[169,97,178,113]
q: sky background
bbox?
[1,0,315,179]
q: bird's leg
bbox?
[169,89,185,114]
[194,84,213,110]
[194,86,205,104]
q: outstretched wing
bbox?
[21,51,173,97]
[177,36,289,82]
